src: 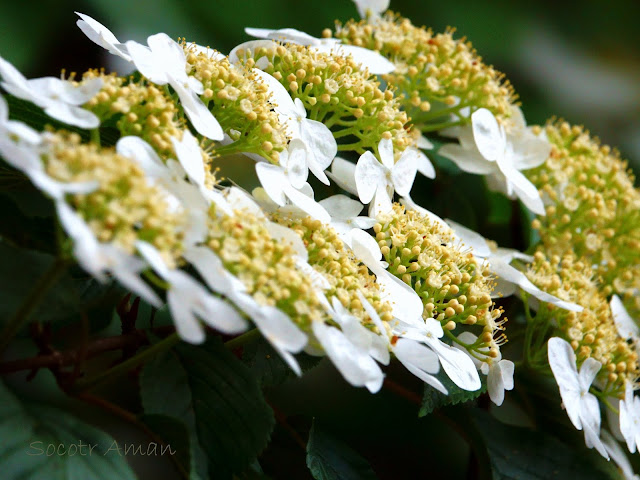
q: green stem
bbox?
[90,128,101,147]
[71,332,180,392]
[224,328,260,350]
[0,257,69,354]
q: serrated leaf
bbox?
[419,371,486,417]
[141,414,196,480]
[242,336,322,387]
[306,419,377,480]
[471,410,620,480]
[0,381,136,480]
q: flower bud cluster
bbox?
[276,215,394,325]
[527,122,640,318]
[206,208,326,329]
[332,13,516,130]
[43,131,185,265]
[183,45,287,162]
[526,252,638,396]
[83,71,184,159]
[236,42,413,155]
[375,204,505,357]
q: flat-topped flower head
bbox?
[526,252,639,397]
[332,15,517,130]
[374,203,506,368]
[232,41,413,155]
[527,121,640,318]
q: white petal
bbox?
[353,0,390,18]
[146,33,188,80]
[167,289,205,344]
[417,135,434,150]
[355,151,387,204]
[319,194,364,220]
[322,44,395,75]
[510,132,551,171]
[488,360,514,406]
[43,102,100,129]
[438,143,496,174]
[126,41,166,84]
[256,162,287,206]
[427,337,481,391]
[116,136,168,178]
[378,137,395,169]
[283,184,331,223]
[394,339,447,394]
[171,81,224,141]
[391,148,418,197]
[75,12,131,61]
[497,155,545,215]
[611,295,639,340]
[602,430,638,480]
[445,219,491,257]
[183,245,239,297]
[229,40,279,66]
[301,118,337,171]
[284,138,309,188]
[171,130,206,187]
[328,157,358,195]
[135,240,171,279]
[267,223,308,259]
[471,108,505,161]
[578,357,602,392]
[415,149,436,179]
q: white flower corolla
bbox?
[0,94,41,144]
[619,380,640,454]
[327,156,358,194]
[0,134,98,200]
[548,337,609,459]
[75,12,131,61]
[0,56,102,129]
[455,332,514,406]
[611,295,640,356]
[136,241,247,344]
[439,108,549,215]
[352,0,389,19]
[445,218,582,312]
[245,27,395,75]
[355,137,433,216]
[255,138,330,222]
[318,195,376,247]
[252,68,336,184]
[55,201,161,308]
[602,430,640,480]
[125,33,224,141]
[350,228,424,324]
[183,245,308,375]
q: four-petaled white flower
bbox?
[318,195,376,247]
[0,56,102,129]
[125,33,224,141]
[547,336,609,459]
[136,241,248,344]
[255,138,330,222]
[439,108,549,215]
[252,68,337,184]
[245,27,395,74]
[619,380,640,454]
[455,332,514,406]
[75,12,131,61]
[355,137,434,216]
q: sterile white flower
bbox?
[318,195,376,247]
[136,241,248,344]
[125,33,224,141]
[55,201,162,308]
[619,380,640,454]
[255,138,330,222]
[252,68,336,184]
[548,336,609,459]
[439,108,549,215]
[75,12,131,61]
[245,27,395,74]
[0,56,102,129]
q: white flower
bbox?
[125,33,224,141]
[455,332,514,406]
[445,218,583,312]
[352,0,389,19]
[439,108,549,215]
[611,295,640,349]
[327,156,358,194]
[0,94,41,144]
[252,68,336,184]
[619,380,640,454]
[75,12,131,61]
[318,195,376,247]
[255,138,330,222]
[547,337,609,459]
[244,27,395,74]
[136,241,247,344]
[55,201,162,308]
[0,56,102,129]
[355,137,433,216]
[602,430,640,480]
[183,245,308,374]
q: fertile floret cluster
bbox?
[235,42,414,155]
[332,13,517,131]
[526,252,638,396]
[527,122,640,319]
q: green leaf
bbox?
[0,381,136,480]
[419,371,487,417]
[140,337,275,478]
[141,414,196,480]
[242,336,322,387]
[306,419,377,480]
[471,410,620,480]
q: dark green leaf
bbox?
[306,419,377,480]
[141,414,196,480]
[419,371,486,417]
[243,336,322,387]
[471,410,620,480]
[0,381,136,480]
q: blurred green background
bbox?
[1,0,638,171]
